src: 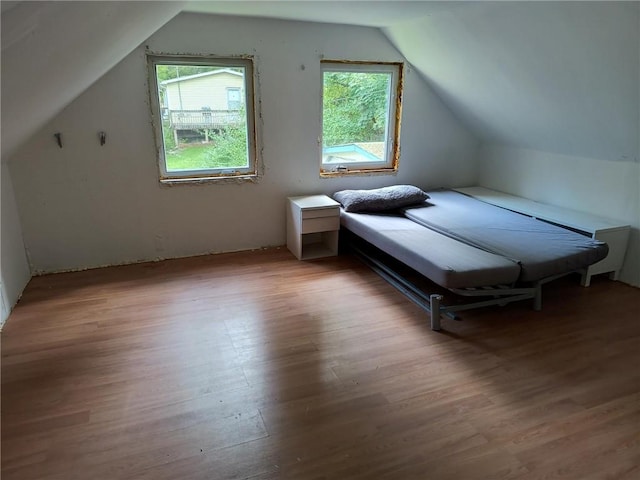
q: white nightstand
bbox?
[287,195,341,260]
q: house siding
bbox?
[166,73,244,111]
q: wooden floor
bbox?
[2,248,639,479]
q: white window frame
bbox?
[320,61,403,175]
[147,54,259,183]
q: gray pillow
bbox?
[333,185,429,213]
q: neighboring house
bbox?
[161,69,244,137]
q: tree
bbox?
[155,65,244,83]
[204,125,249,168]
[322,71,390,146]
[201,106,249,168]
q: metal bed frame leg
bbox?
[351,243,543,332]
[533,284,542,311]
[430,294,443,331]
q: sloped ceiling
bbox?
[1,1,184,160]
[2,1,638,163]
[384,1,640,162]
[181,0,467,27]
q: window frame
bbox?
[147,53,260,183]
[320,60,404,176]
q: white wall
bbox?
[479,145,640,286]
[1,163,32,324]
[8,13,478,274]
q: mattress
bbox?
[340,211,521,289]
[402,190,609,282]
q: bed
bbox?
[334,186,609,330]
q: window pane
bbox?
[322,70,391,165]
[154,64,250,173]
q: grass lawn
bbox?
[166,143,247,171]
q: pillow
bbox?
[333,185,429,213]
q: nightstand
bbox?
[287,195,341,260]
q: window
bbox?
[321,61,403,175]
[226,88,241,110]
[147,54,259,182]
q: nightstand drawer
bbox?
[301,216,340,234]
[302,207,340,219]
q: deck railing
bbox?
[166,109,242,130]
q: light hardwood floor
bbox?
[2,247,639,479]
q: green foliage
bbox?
[323,71,390,147]
[165,145,209,171]
[203,125,249,168]
[155,65,245,83]
[162,120,176,151]
[164,126,249,172]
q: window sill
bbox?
[320,167,398,178]
[160,174,260,185]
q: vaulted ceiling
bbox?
[2,1,638,163]
[1,1,184,160]
[384,1,639,162]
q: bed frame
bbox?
[339,189,609,331]
[348,238,542,331]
